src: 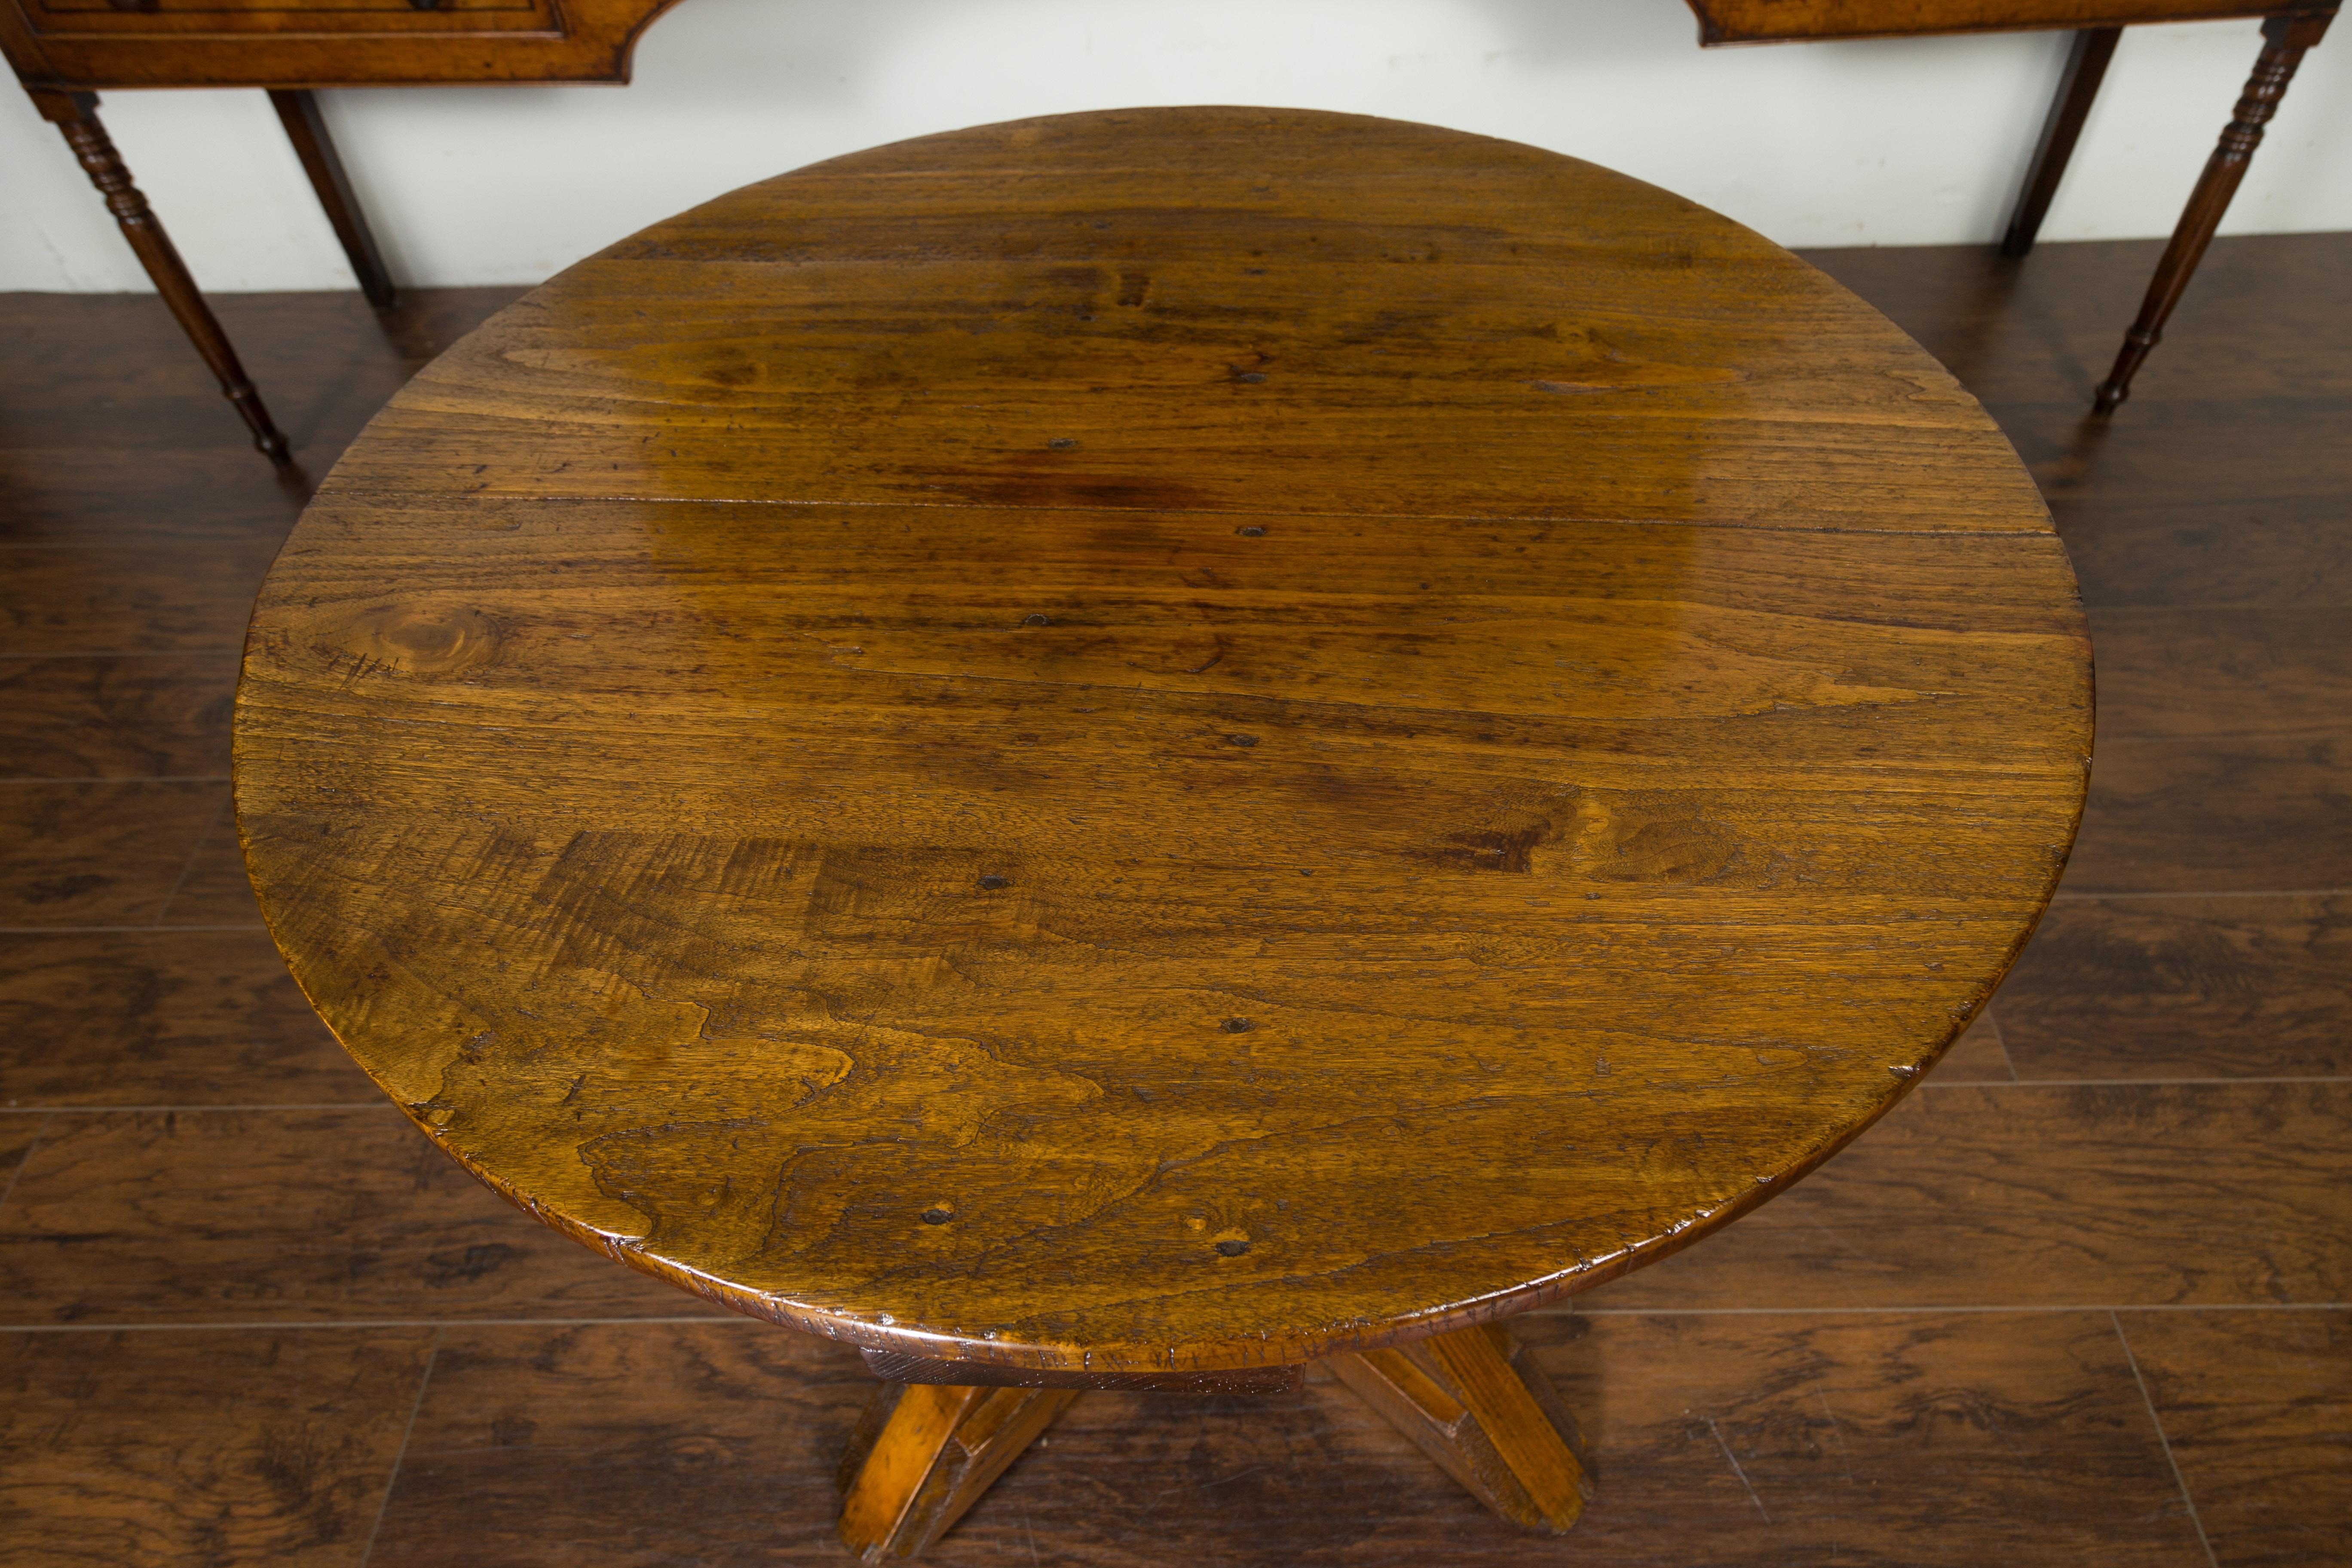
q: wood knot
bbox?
[978,874,1010,890]
[1219,1018,1253,1033]
[333,603,501,679]
[1214,1238,1250,1256]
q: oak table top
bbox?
[233,107,2092,1386]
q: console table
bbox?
[0,0,685,462]
[233,106,2092,1555]
[1682,0,2339,410]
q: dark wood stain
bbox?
[1586,1083,2352,1311]
[156,811,266,926]
[361,1311,2209,1565]
[2119,1308,2352,1568]
[0,780,221,927]
[0,222,2346,1560]
[0,541,281,656]
[1997,896,2352,1079]
[0,930,364,1106]
[2064,737,2352,895]
[2087,607,2352,740]
[1929,1011,2015,1083]
[0,1326,435,1566]
[0,654,236,778]
[235,107,2090,1381]
[0,1110,726,1323]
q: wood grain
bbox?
[157,808,264,926]
[2064,736,2352,894]
[2085,608,2352,740]
[2019,400,2352,514]
[1583,1082,2352,1310]
[2050,495,2352,611]
[235,108,2089,1378]
[0,542,278,655]
[328,111,2045,533]
[1684,0,2292,45]
[369,1312,2209,1566]
[0,1109,723,1323]
[1997,896,2352,1079]
[0,779,219,927]
[837,1381,1078,1562]
[1804,232,2352,410]
[2119,1308,2352,1568]
[368,1320,877,1568]
[0,654,234,778]
[0,1326,435,1568]
[1,0,686,89]
[1330,1322,1588,1532]
[1932,1009,2015,1082]
[0,929,363,1106]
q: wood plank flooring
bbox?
[3,234,2346,1565]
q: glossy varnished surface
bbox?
[1683,0,2291,45]
[6,231,2349,1563]
[231,109,2092,1376]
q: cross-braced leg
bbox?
[836,1381,1078,1562]
[1330,1320,1589,1532]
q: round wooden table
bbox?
[234,107,2092,1557]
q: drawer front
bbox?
[26,0,555,33]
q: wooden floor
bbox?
[2,235,2346,1566]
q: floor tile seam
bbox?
[1548,1303,2352,1317]
[0,1103,395,1113]
[0,650,244,661]
[2049,888,2352,901]
[0,1315,744,1332]
[0,1111,50,1219]
[1917,1075,2350,1088]
[0,925,268,934]
[359,1328,438,1568]
[0,649,247,661]
[0,777,233,786]
[1980,1002,2020,1082]
[2112,1309,2222,1568]
[0,779,231,790]
[152,789,230,926]
[2094,730,2352,746]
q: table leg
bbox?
[2092,9,2335,413]
[2000,26,2121,259]
[268,89,399,310]
[1329,1321,1589,1533]
[836,1381,1079,1562]
[29,89,291,464]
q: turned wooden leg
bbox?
[268,89,398,309]
[836,1381,1078,1562]
[2092,10,2334,413]
[2000,26,2121,258]
[30,89,291,464]
[1330,1321,1589,1533]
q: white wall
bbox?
[5,0,2348,293]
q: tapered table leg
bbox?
[1330,1321,1589,1533]
[2092,10,2334,413]
[31,89,291,464]
[2000,26,2120,258]
[269,89,398,309]
[836,1381,1078,1562]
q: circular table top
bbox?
[235,107,2090,1377]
